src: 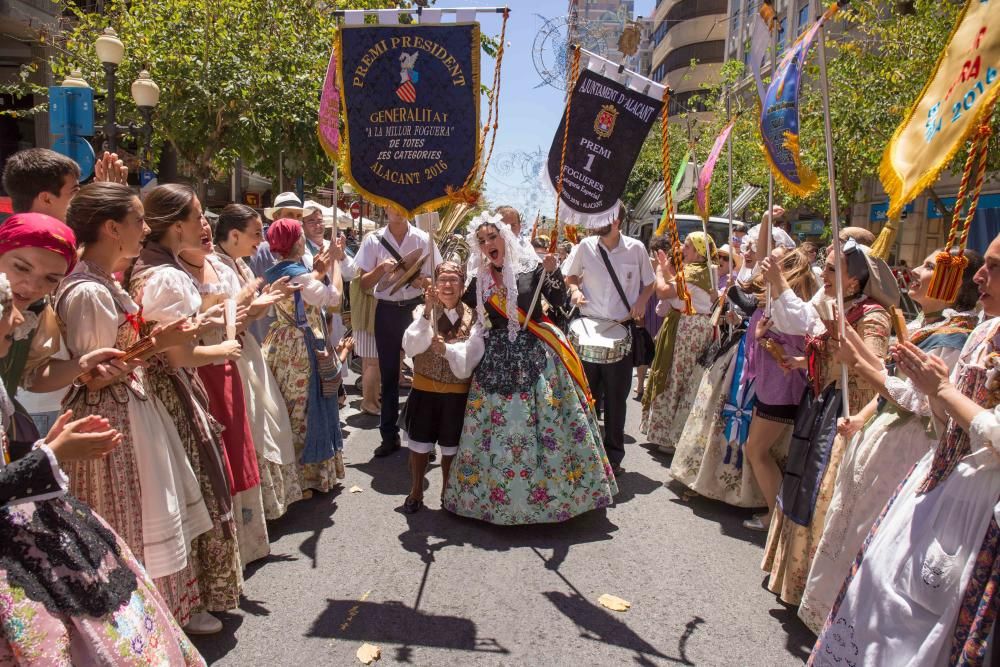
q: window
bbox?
[798,3,811,34]
[777,17,788,53]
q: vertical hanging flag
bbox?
[694,119,736,222]
[671,150,691,197]
[760,4,840,198]
[337,22,481,216]
[749,0,776,106]
[880,0,999,220]
[318,44,341,159]
[545,61,664,228]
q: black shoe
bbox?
[403,497,423,514]
[428,450,437,463]
[374,438,401,457]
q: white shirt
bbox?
[400,304,485,379]
[563,235,655,322]
[355,224,441,302]
[656,283,714,316]
[770,287,826,336]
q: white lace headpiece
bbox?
[465,211,540,341]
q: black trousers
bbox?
[374,299,418,444]
[583,356,632,468]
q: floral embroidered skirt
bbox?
[762,431,849,606]
[641,314,714,451]
[263,323,345,494]
[669,339,789,508]
[442,330,618,525]
[0,498,205,666]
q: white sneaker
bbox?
[184,611,223,635]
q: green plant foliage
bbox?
[624,0,998,226]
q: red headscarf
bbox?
[0,212,78,274]
[266,218,302,258]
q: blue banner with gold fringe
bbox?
[759,7,837,198]
[337,23,480,216]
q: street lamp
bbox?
[94,27,159,161]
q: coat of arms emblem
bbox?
[594,104,618,139]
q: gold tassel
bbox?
[926,250,968,302]
[869,215,899,261]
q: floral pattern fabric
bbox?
[762,307,890,606]
[670,341,790,508]
[0,499,204,666]
[442,327,617,525]
[641,314,714,451]
[263,295,345,493]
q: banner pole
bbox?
[816,1,851,417]
[687,116,715,295]
[726,86,734,287]
[764,20,777,317]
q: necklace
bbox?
[179,255,205,270]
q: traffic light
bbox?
[49,86,97,181]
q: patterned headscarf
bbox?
[266,218,303,257]
[0,212,78,274]
[686,231,717,262]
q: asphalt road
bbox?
[191,371,814,666]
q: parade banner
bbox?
[336,23,480,216]
[318,45,340,159]
[880,0,1000,220]
[546,66,664,227]
[694,119,736,222]
[760,6,838,197]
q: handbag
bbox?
[597,245,654,367]
[293,292,341,398]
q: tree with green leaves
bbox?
[625,0,998,229]
[41,0,394,198]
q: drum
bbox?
[567,317,631,364]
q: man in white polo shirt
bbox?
[563,203,655,472]
[355,208,441,457]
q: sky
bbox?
[433,0,655,220]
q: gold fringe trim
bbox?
[869,215,899,261]
[879,0,998,220]
[334,24,482,218]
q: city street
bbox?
[192,373,814,666]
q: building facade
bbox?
[649,0,728,116]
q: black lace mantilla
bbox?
[475,329,547,395]
[0,496,138,617]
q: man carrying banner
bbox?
[564,202,655,472]
[356,208,441,457]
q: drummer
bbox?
[563,203,655,472]
[356,207,441,458]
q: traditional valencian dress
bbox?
[442,258,618,525]
[641,260,716,452]
[215,250,302,520]
[799,309,977,633]
[197,254,270,565]
[262,260,345,493]
[0,387,204,665]
[131,244,244,614]
[811,316,1000,666]
[762,293,890,605]
[54,261,212,626]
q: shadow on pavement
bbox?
[189,611,244,664]
[663,479,766,547]
[543,591,702,665]
[307,599,509,661]
[612,469,662,505]
[768,603,815,662]
[398,506,619,572]
[260,487,343,568]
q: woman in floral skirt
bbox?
[0,270,205,665]
[214,204,302,520]
[261,219,345,495]
[442,211,617,525]
[130,184,244,635]
[641,232,718,452]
